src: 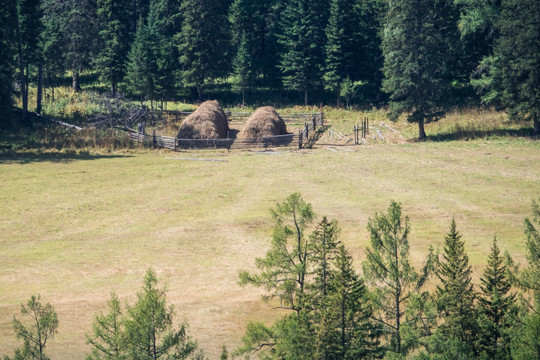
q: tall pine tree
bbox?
[363,200,435,356]
[95,0,132,95]
[381,0,452,140]
[490,0,540,135]
[477,237,516,359]
[435,219,478,350]
[0,0,17,121]
[177,0,231,101]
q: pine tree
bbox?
[239,193,315,313]
[491,0,540,135]
[323,0,362,106]
[178,0,231,100]
[40,0,67,103]
[278,0,327,105]
[363,200,435,356]
[318,244,379,359]
[125,18,154,102]
[477,237,516,359]
[86,292,128,360]
[95,0,132,95]
[232,30,253,106]
[64,0,99,91]
[381,0,452,140]
[124,269,200,360]
[435,219,478,347]
[0,0,17,120]
[15,0,43,123]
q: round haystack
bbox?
[239,106,288,139]
[177,100,229,139]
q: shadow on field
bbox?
[0,152,132,165]
[427,127,535,142]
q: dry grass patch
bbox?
[0,138,539,358]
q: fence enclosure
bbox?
[129,111,325,150]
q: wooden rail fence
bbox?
[129,111,325,150]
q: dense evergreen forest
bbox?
[0,0,539,139]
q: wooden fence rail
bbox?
[129,111,325,150]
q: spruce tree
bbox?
[95,0,132,95]
[277,0,327,105]
[64,0,99,91]
[178,0,231,100]
[363,200,435,356]
[40,0,67,103]
[318,244,379,359]
[381,0,452,140]
[435,219,478,347]
[477,237,516,359]
[323,0,356,106]
[125,18,154,102]
[0,0,17,120]
[232,30,253,106]
[86,292,128,360]
[491,0,540,135]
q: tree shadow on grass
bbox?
[0,151,132,165]
[426,126,535,142]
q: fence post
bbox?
[366,117,369,134]
[298,129,303,149]
[305,123,309,139]
[320,111,324,126]
[312,117,316,130]
[153,129,156,149]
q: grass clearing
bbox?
[0,134,539,358]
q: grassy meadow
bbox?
[1,100,539,358]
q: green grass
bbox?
[0,135,539,358]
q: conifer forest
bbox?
[1,0,540,359]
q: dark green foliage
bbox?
[477,238,516,359]
[488,0,540,135]
[316,244,379,359]
[11,295,59,360]
[363,200,435,356]
[86,293,127,360]
[381,0,452,140]
[95,0,132,95]
[64,0,99,91]
[0,0,17,120]
[177,0,231,100]
[522,199,540,305]
[277,0,327,105]
[435,219,478,347]
[232,30,254,106]
[125,0,177,105]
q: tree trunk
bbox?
[37,63,43,115]
[72,71,81,92]
[534,112,539,136]
[15,10,27,124]
[418,118,426,140]
[336,91,340,108]
[242,87,245,107]
[197,84,203,102]
[304,88,308,106]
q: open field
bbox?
[1,111,539,358]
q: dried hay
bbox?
[177,100,229,139]
[239,106,288,139]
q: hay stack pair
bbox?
[177,101,288,140]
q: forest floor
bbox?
[0,105,539,358]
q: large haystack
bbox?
[239,106,287,139]
[177,100,229,139]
